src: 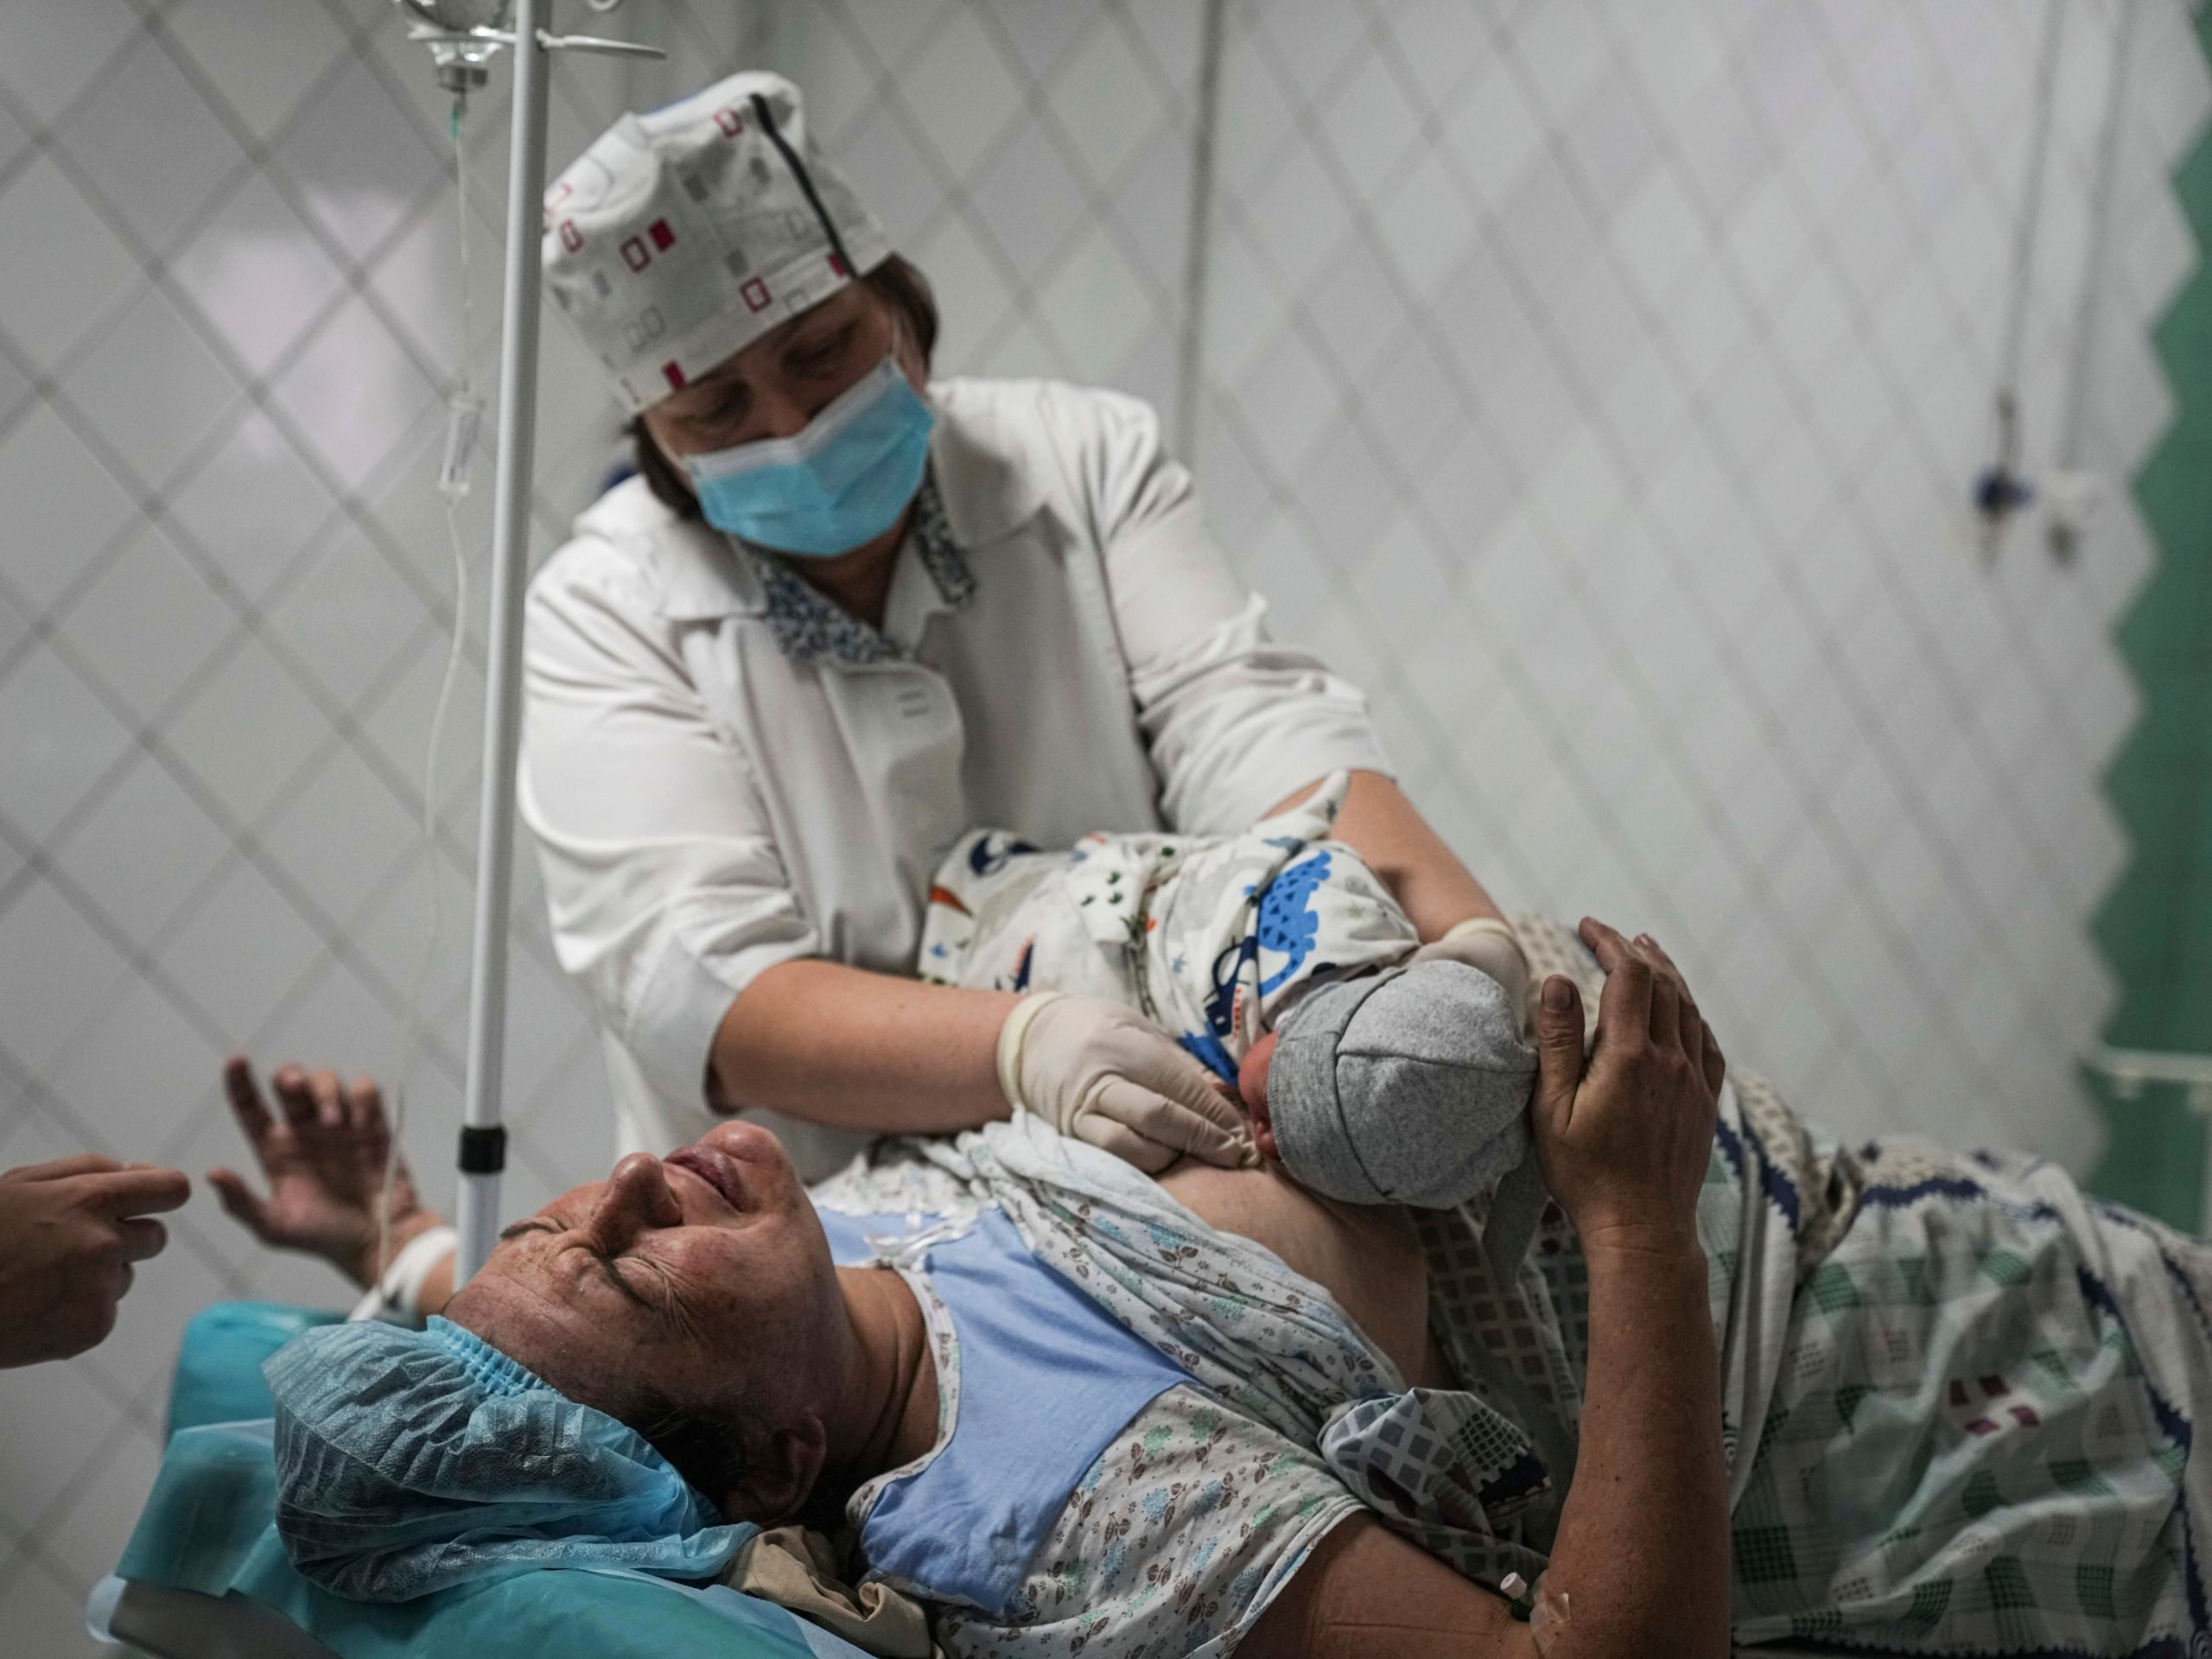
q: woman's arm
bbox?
[1246,1245,1719,1657]
[1239,1516,1527,1657]
[1243,1224,1718,1659]
[1540,1238,1725,1655]
[1520,920,1732,1656]
[707,960,1017,1134]
[1245,918,1731,1659]
[1267,769,1502,941]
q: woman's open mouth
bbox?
[664,1145,745,1212]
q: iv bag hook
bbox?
[396,0,664,95]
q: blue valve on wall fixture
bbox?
[1973,389,2035,561]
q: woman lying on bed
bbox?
[222,918,2212,1658]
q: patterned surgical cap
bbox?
[542,70,893,412]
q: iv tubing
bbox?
[378,96,480,1296]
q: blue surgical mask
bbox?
[682,354,935,557]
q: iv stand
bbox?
[450,0,547,1286]
[398,0,661,1283]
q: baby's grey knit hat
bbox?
[1269,960,1546,1279]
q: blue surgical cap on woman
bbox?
[264,1317,756,1602]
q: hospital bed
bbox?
[90,1301,875,1659]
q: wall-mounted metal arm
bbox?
[2083,1046,2212,1236]
[2082,1046,2212,1107]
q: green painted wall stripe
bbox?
[2087,2,2212,1230]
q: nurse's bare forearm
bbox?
[1267,770,1500,940]
[710,961,1020,1135]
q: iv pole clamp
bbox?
[397,0,664,1284]
[398,0,664,95]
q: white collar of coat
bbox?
[620,378,1049,624]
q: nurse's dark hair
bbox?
[627,253,938,524]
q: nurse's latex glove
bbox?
[1413,917,1530,1033]
[0,1155,188,1368]
[999,994,1253,1173]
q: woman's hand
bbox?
[1529,918,1726,1256]
[207,1058,434,1287]
[1001,995,1254,1173]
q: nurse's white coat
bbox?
[520,377,1389,1172]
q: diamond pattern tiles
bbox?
[1194,0,2201,1166]
[770,0,1204,423]
[0,0,1204,1637]
[0,0,2202,1649]
[0,0,630,1638]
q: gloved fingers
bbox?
[1117,1046,1252,1145]
[1013,996,1250,1166]
[1084,1073,1250,1168]
[1414,931,1500,966]
[1105,1033,1250,1137]
[1067,1109,1179,1173]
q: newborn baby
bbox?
[922,775,1547,1271]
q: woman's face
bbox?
[640,282,923,461]
[445,1121,842,1431]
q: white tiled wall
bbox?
[1192,0,2203,1166]
[0,0,1205,1641]
[0,0,2201,1646]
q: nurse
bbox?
[525,72,1521,1179]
